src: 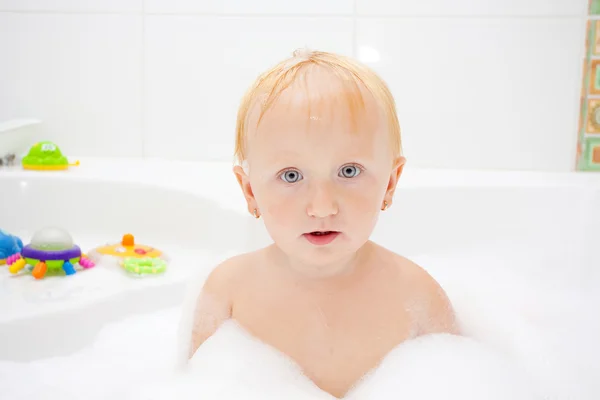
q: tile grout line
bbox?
[352,0,358,59]
[141,0,146,158]
[0,10,587,19]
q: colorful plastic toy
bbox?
[88,234,167,277]
[21,141,79,171]
[6,227,95,279]
[0,229,23,265]
[121,257,167,275]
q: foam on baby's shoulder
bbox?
[127,320,332,400]
[348,334,536,400]
[173,260,216,367]
[172,250,244,364]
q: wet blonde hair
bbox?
[234,49,402,165]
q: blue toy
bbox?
[0,229,23,265]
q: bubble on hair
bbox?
[281,47,313,71]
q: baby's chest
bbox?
[233,292,415,396]
[287,306,414,375]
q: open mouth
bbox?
[309,231,336,236]
[303,231,340,245]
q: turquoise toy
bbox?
[0,229,23,265]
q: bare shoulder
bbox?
[189,252,256,357]
[202,252,251,295]
[371,243,459,336]
[401,256,459,336]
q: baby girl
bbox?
[189,49,458,398]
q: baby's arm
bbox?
[189,260,237,358]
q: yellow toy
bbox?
[93,234,163,259]
[88,234,167,277]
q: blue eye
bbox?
[280,169,303,183]
[339,164,362,178]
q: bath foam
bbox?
[347,333,537,400]
[124,245,600,400]
[126,320,335,400]
[413,249,600,400]
[1,247,598,400]
[126,320,537,400]
[151,246,599,400]
[0,308,184,400]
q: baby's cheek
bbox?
[263,194,301,227]
[344,187,382,235]
[346,184,381,215]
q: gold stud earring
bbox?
[381,201,388,211]
[253,209,260,219]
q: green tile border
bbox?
[577,17,598,171]
[577,23,593,170]
[592,0,600,15]
[587,20,596,59]
[580,137,600,171]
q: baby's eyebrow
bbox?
[261,150,301,165]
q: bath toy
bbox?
[88,234,167,277]
[121,257,167,276]
[21,141,79,171]
[6,227,95,279]
[0,229,23,265]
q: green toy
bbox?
[21,141,79,170]
[121,257,167,276]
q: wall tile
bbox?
[0,0,142,13]
[0,13,143,156]
[144,0,353,15]
[591,0,600,15]
[357,17,585,171]
[356,0,587,17]
[144,16,353,161]
[577,8,600,170]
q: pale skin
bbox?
[190,66,458,398]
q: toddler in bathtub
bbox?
[189,49,459,398]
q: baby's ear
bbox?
[233,165,257,212]
[386,156,406,196]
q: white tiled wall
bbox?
[144,16,353,160]
[358,18,584,170]
[0,0,588,171]
[0,12,143,157]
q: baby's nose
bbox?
[306,182,339,218]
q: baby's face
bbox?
[236,73,403,272]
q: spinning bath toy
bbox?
[6,227,95,279]
[88,234,167,277]
[21,141,79,171]
[0,229,23,265]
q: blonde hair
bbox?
[234,49,402,165]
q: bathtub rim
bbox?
[1,157,599,193]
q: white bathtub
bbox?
[0,159,599,399]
